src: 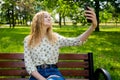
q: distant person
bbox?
[24,7,97,80]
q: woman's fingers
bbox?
[84,7,97,28]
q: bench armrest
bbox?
[94,68,112,80]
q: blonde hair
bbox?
[28,11,57,48]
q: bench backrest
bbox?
[0,52,94,80]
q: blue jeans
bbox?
[29,67,65,80]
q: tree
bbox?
[1,0,120,28]
[1,0,36,27]
[54,0,86,27]
[110,0,120,26]
[90,0,120,31]
[2,0,16,28]
[94,0,100,31]
[16,0,35,26]
[99,10,112,25]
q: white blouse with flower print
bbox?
[24,33,85,74]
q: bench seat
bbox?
[0,52,112,80]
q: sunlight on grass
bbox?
[100,25,120,31]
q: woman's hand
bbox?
[31,71,47,80]
[85,7,97,29]
[79,8,98,42]
[38,77,46,80]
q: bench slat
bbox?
[60,70,89,77]
[0,69,89,77]
[0,70,28,76]
[0,62,25,68]
[0,78,88,80]
[65,79,89,80]
[0,79,28,80]
[59,54,88,60]
[0,53,23,59]
[0,53,88,60]
[57,62,89,68]
[0,62,89,68]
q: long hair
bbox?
[28,11,57,48]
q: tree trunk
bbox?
[7,9,11,28]
[12,7,15,28]
[95,0,100,32]
[59,13,62,28]
[63,16,66,25]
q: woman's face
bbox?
[43,12,52,27]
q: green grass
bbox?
[0,25,120,79]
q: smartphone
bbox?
[84,3,92,23]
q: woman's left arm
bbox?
[79,7,97,42]
[57,7,97,47]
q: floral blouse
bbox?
[24,33,85,74]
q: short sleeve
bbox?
[24,36,37,75]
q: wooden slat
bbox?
[0,53,24,60]
[0,78,88,80]
[65,78,89,80]
[0,53,88,60]
[59,54,88,60]
[0,61,25,68]
[0,79,28,80]
[57,62,89,68]
[0,53,23,54]
[0,70,28,76]
[60,70,89,77]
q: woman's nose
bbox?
[48,17,51,21]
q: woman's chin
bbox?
[45,24,51,28]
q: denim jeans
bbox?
[29,67,65,80]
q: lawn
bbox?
[0,25,120,80]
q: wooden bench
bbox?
[0,52,112,80]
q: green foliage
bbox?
[99,10,112,23]
[1,0,120,27]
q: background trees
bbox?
[0,0,120,30]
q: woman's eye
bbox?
[44,16,47,18]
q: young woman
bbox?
[24,7,97,80]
